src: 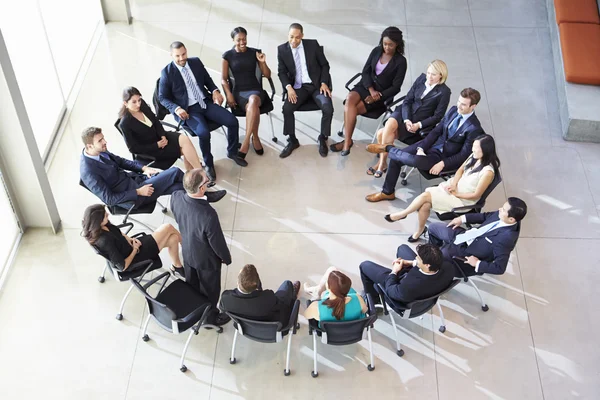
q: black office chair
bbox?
[89,226,164,320]
[336,73,405,141]
[375,279,460,356]
[225,300,300,376]
[307,293,377,377]
[133,271,223,372]
[79,179,167,232]
[224,63,277,143]
[450,258,489,312]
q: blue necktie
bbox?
[448,115,462,138]
[181,65,206,109]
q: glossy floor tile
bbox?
[3,0,600,399]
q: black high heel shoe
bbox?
[238,151,247,160]
[407,227,428,243]
[251,138,264,155]
[384,214,406,223]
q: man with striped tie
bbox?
[428,197,527,277]
[277,23,334,158]
[159,41,247,183]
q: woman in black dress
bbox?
[82,204,184,275]
[330,26,407,156]
[221,27,271,158]
[119,87,203,171]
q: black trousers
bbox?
[184,265,222,315]
[428,222,476,277]
[382,144,443,195]
[359,245,416,302]
[282,83,333,139]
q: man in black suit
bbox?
[277,23,334,158]
[365,88,484,202]
[159,41,246,183]
[429,197,527,277]
[171,169,232,326]
[220,264,301,326]
[360,244,454,305]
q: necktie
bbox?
[293,48,303,89]
[448,115,462,138]
[181,66,206,109]
[454,221,499,245]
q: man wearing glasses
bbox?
[171,169,232,326]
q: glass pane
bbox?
[0,172,20,272]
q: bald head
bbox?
[183,168,209,196]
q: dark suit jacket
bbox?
[80,150,144,206]
[220,288,292,326]
[463,211,521,275]
[383,261,454,305]
[119,100,169,157]
[277,39,331,92]
[401,73,451,135]
[413,106,484,171]
[170,191,231,272]
[158,57,218,114]
[359,47,407,102]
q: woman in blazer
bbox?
[330,26,407,156]
[367,60,451,177]
[119,86,203,171]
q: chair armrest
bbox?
[265,76,276,101]
[177,303,212,326]
[344,72,362,91]
[160,121,179,131]
[281,91,287,102]
[131,232,148,239]
[365,293,378,326]
[282,299,301,334]
[142,271,170,289]
[438,169,457,178]
[120,203,137,226]
[450,258,470,282]
[450,205,481,214]
[386,95,406,111]
[115,222,134,235]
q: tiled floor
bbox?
[2,1,600,399]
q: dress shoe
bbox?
[238,151,247,160]
[205,166,217,182]
[407,227,428,243]
[366,143,388,154]
[318,135,328,157]
[227,153,248,167]
[292,281,301,297]
[384,213,406,223]
[170,265,185,279]
[341,140,354,156]
[279,138,300,158]
[211,312,231,327]
[205,189,227,203]
[252,139,264,155]
[365,191,395,202]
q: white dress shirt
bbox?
[175,62,205,108]
[459,215,516,272]
[421,82,437,99]
[286,41,312,88]
[83,151,101,162]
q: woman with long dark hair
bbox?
[118,86,202,170]
[385,134,500,242]
[82,204,184,274]
[304,268,367,323]
[330,26,407,156]
[221,26,271,158]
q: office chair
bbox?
[90,227,164,320]
[133,271,223,372]
[336,73,405,142]
[307,293,377,377]
[375,279,460,356]
[79,179,167,232]
[450,258,489,312]
[224,62,277,143]
[225,300,300,376]
[399,166,455,187]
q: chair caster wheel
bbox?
[230,358,236,365]
[401,179,408,186]
[142,334,149,342]
[180,365,187,373]
[397,349,405,357]
[482,305,489,312]
[337,131,343,137]
[98,276,105,283]
[296,323,300,330]
[367,364,375,371]
[311,371,318,378]
[284,369,290,376]
[439,326,446,333]
[161,208,168,214]
[116,313,123,321]
[217,327,224,333]
[400,172,406,178]
[272,137,278,143]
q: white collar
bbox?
[186,193,207,201]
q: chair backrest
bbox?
[473,168,502,209]
[131,272,178,331]
[153,78,170,121]
[378,279,460,319]
[320,316,374,345]
[226,300,300,343]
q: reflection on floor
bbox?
[2,1,600,399]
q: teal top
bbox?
[317,288,366,324]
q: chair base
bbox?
[98,276,105,283]
[180,365,187,373]
[367,364,375,371]
[397,349,405,357]
[116,313,123,321]
[284,369,290,376]
[230,358,236,365]
[482,305,489,312]
[142,334,150,342]
[439,325,446,333]
[311,371,318,378]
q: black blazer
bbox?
[415,106,484,171]
[401,73,451,135]
[277,39,331,91]
[463,211,521,275]
[383,262,454,305]
[220,288,292,326]
[170,191,231,272]
[359,47,407,102]
[119,100,168,156]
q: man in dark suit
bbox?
[79,127,184,208]
[277,23,334,158]
[220,264,300,326]
[360,244,454,305]
[428,197,527,277]
[365,88,484,202]
[158,41,246,183]
[171,169,232,326]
